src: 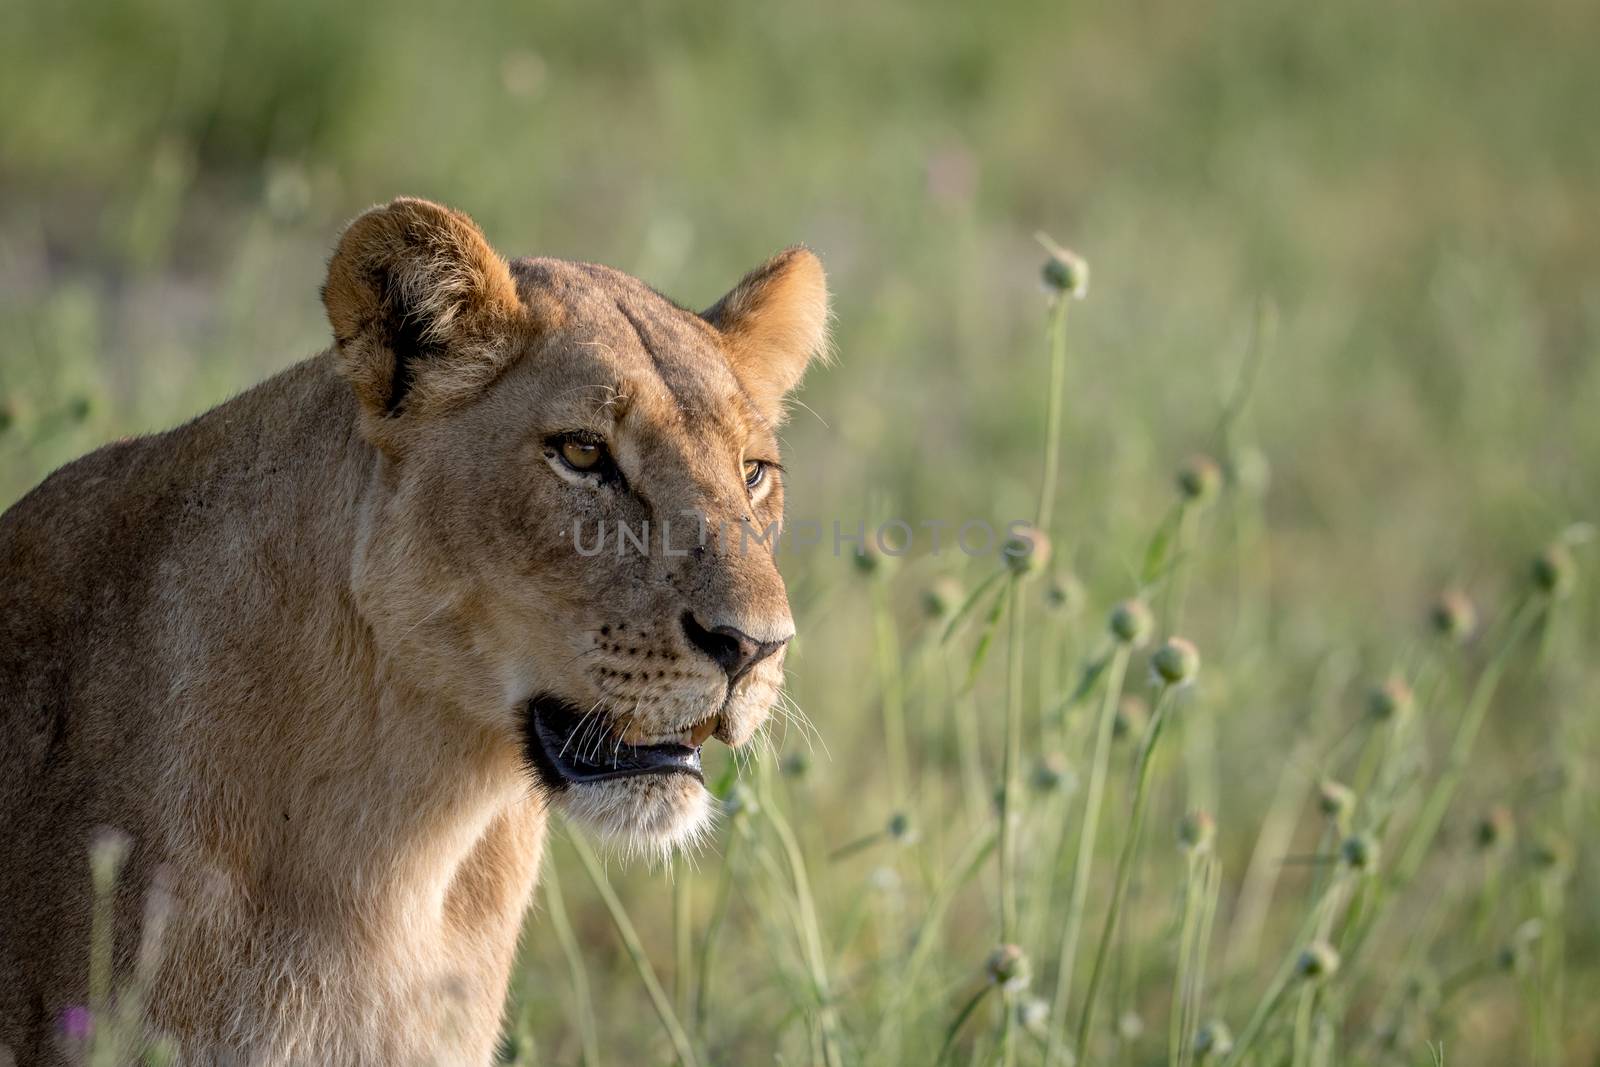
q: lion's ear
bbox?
[702,247,830,424]
[323,198,525,424]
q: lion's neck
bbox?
[158,353,546,946]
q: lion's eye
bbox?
[561,440,605,471]
[545,433,616,481]
[743,460,767,490]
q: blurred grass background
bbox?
[2,0,1597,1064]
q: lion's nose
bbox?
[681,612,788,685]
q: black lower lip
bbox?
[522,695,704,788]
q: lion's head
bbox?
[321,198,827,856]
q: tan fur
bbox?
[0,198,828,1066]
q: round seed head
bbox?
[1178,809,1216,854]
[1339,833,1380,872]
[1295,941,1341,981]
[985,944,1032,991]
[1176,454,1223,505]
[1429,589,1478,643]
[1152,636,1201,686]
[781,750,812,780]
[1117,1011,1145,1040]
[1317,780,1356,822]
[1367,676,1414,722]
[1040,246,1090,299]
[1113,695,1148,742]
[1527,833,1570,874]
[1017,996,1050,1038]
[1044,572,1085,616]
[1003,524,1052,576]
[922,576,965,620]
[1193,1020,1235,1060]
[1530,544,1576,598]
[1108,599,1154,646]
[1031,752,1075,794]
[851,536,895,578]
[722,782,759,819]
[1475,805,1514,850]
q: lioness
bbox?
[0,198,828,1066]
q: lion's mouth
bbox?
[523,695,706,787]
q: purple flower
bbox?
[58,1004,93,1042]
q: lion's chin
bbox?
[555,774,715,863]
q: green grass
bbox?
[4,0,1598,1064]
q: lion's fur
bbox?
[0,198,827,1065]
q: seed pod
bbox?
[985,944,1032,991]
[1475,805,1514,850]
[1429,589,1478,643]
[1044,572,1085,616]
[1339,833,1380,873]
[1039,242,1090,299]
[781,750,812,780]
[886,811,918,845]
[1108,599,1154,646]
[1178,810,1216,854]
[1295,941,1341,981]
[851,536,894,578]
[1152,637,1201,686]
[1530,544,1576,598]
[1031,752,1074,793]
[922,576,965,620]
[1003,523,1052,576]
[1317,780,1356,823]
[1367,677,1414,722]
[1017,996,1050,1038]
[1113,695,1148,742]
[1194,1020,1235,1060]
[1527,833,1570,873]
[721,782,759,819]
[1176,454,1223,506]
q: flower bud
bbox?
[1367,677,1413,722]
[1317,780,1356,823]
[1031,752,1074,794]
[851,536,894,578]
[1194,1020,1234,1060]
[1530,544,1575,598]
[1475,805,1514,850]
[722,782,758,819]
[1429,589,1477,643]
[1039,243,1090,300]
[1152,637,1201,686]
[1178,810,1216,854]
[1339,833,1380,873]
[1295,941,1341,981]
[1017,996,1050,1038]
[1113,695,1148,742]
[922,576,964,620]
[1176,454,1223,506]
[1044,572,1085,616]
[782,750,812,780]
[1003,524,1052,576]
[1527,833,1570,874]
[985,944,1032,991]
[1108,599,1154,646]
